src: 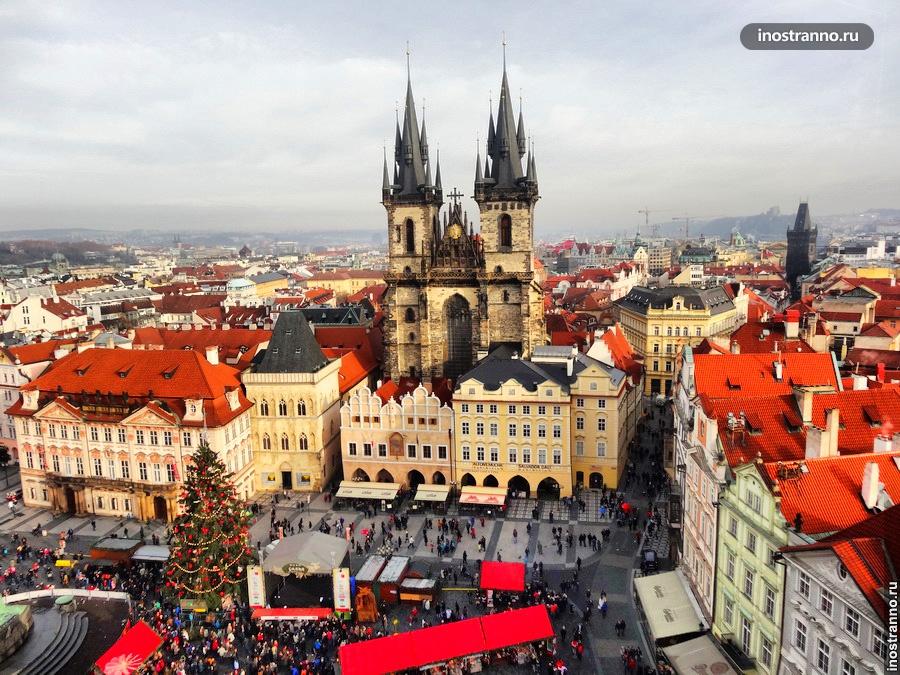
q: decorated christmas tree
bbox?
[166,441,253,609]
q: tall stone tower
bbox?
[382,56,545,383]
[785,201,817,295]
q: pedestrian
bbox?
[513,528,518,543]
[91,519,96,531]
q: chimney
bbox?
[877,362,886,383]
[785,309,800,339]
[773,360,783,382]
[852,373,868,390]
[205,345,219,365]
[795,387,814,424]
[730,340,740,354]
[52,348,69,360]
[824,408,840,457]
[566,358,574,377]
[21,389,39,411]
[874,433,893,454]
[106,335,115,349]
[861,462,880,510]
[126,329,135,340]
[76,342,91,354]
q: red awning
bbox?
[251,607,333,621]
[338,605,553,675]
[95,620,163,675]
[458,493,506,505]
[480,561,526,592]
[481,604,554,650]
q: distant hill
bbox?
[697,208,794,241]
[0,239,133,266]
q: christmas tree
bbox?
[166,441,253,609]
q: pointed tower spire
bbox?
[420,100,429,163]
[394,106,401,163]
[394,45,428,197]
[382,146,391,196]
[434,149,442,192]
[475,137,484,185]
[487,92,496,154]
[516,95,527,155]
[487,36,525,189]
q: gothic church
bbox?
[381,58,545,381]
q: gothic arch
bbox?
[405,219,415,253]
[443,294,473,379]
[499,213,512,249]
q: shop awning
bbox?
[662,635,738,675]
[481,604,553,651]
[338,605,552,675]
[413,484,451,502]
[132,545,170,562]
[251,607,333,622]
[95,620,163,675]
[335,481,400,500]
[458,486,508,506]
[480,561,526,592]
[634,570,705,642]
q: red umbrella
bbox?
[621,502,631,513]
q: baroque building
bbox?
[382,58,545,381]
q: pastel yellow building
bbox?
[615,286,739,396]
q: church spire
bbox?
[475,140,484,185]
[392,46,428,198]
[516,96,527,155]
[434,149,442,192]
[382,146,391,196]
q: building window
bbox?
[378,443,388,457]
[107,459,116,478]
[489,404,498,414]
[152,463,162,482]
[262,434,271,450]
[743,569,755,599]
[537,448,547,465]
[120,460,130,479]
[508,448,517,463]
[404,307,415,323]
[475,404,484,414]
[746,531,757,554]
[695,327,702,336]
[725,550,736,580]
[437,445,447,460]
[819,588,833,616]
[299,434,309,450]
[475,422,484,435]
[597,418,606,432]
[844,607,860,638]
[405,219,415,253]
[760,635,773,668]
[93,458,103,476]
[499,214,512,248]
[522,405,531,415]
[461,422,470,435]
[460,404,469,413]
[522,447,531,464]
[462,446,471,461]
[48,423,56,438]
[76,457,84,475]
[90,427,99,441]
[348,442,357,456]
[408,444,417,459]
[653,360,659,371]
[575,440,584,456]
[598,399,606,409]
[597,441,606,457]
[51,455,60,472]
[537,424,546,438]
[277,400,287,416]
[552,424,561,438]
[576,398,584,408]
[281,434,290,451]
[507,404,516,414]
[740,616,752,655]
[552,448,561,465]
[794,619,807,652]
[136,430,145,444]
[816,639,830,673]
[167,463,176,482]
[97,496,103,509]
[421,444,431,459]
[148,430,157,445]
[798,571,811,598]
[654,326,660,336]
[653,343,660,353]
[538,405,547,415]
[841,660,856,675]
[163,431,172,446]
[522,423,531,438]
[183,431,192,446]
[763,584,776,618]
[489,423,498,436]
[297,401,307,415]
[728,516,738,537]
[60,425,68,440]
[508,423,517,437]
[259,400,269,415]
[873,628,887,660]
[552,405,561,416]
[25,452,33,469]
[723,597,734,626]
[117,428,126,443]
[138,462,148,481]
[490,447,499,462]
[476,446,484,462]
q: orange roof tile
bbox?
[694,352,837,399]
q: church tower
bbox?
[382,63,443,379]
[785,201,817,297]
[473,54,545,359]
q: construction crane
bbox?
[637,207,673,239]
[672,215,723,240]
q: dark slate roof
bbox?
[457,348,570,392]
[249,271,288,284]
[792,202,816,232]
[300,306,366,326]
[615,285,735,316]
[254,311,329,374]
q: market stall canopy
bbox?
[262,531,350,577]
[413,484,451,502]
[633,570,705,642]
[480,561,526,592]
[132,545,170,562]
[335,481,401,500]
[252,607,333,621]
[458,485,508,505]
[338,605,553,675]
[662,636,738,675]
[94,620,163,675]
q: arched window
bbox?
[405,308,415,323]
[259,400,269,416]
[278,400,287,416]
[262,434,271,450]
[502,290,510,303]
[408,332,416,342]
[404,266,412,274]
[495,265,503,274]
[674,327,680,337]
[395,224,401,243]
[405,219,415,253]
[297,400,307,416]
[499,214,512,248]
[281,434,290,450]
[299,434,309,450]
[667,326,673,336]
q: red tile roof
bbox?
[347,283,387,304]
[40,297,85,319]
[819,310,863,322]
[724,321,815,355]
[6,339,78,365]
[9,347,251,427]
[53,277,116,295]
[305,270,384,282]
[155,294,227,314]
[131,327,271,369]
[693,352,838,399]
[860,322,900,338]
[875,300,900,320]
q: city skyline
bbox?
[1,0,898,234]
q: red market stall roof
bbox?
[95,620,163,675]
[251,607,333,621]
[338,605,553,675]
[480,561,526,592]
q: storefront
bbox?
[334,481,401,511]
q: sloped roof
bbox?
[7,339,78,365]
[694,352,838,399]
[254,312,329,374]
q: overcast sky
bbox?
[0,0,897,237]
